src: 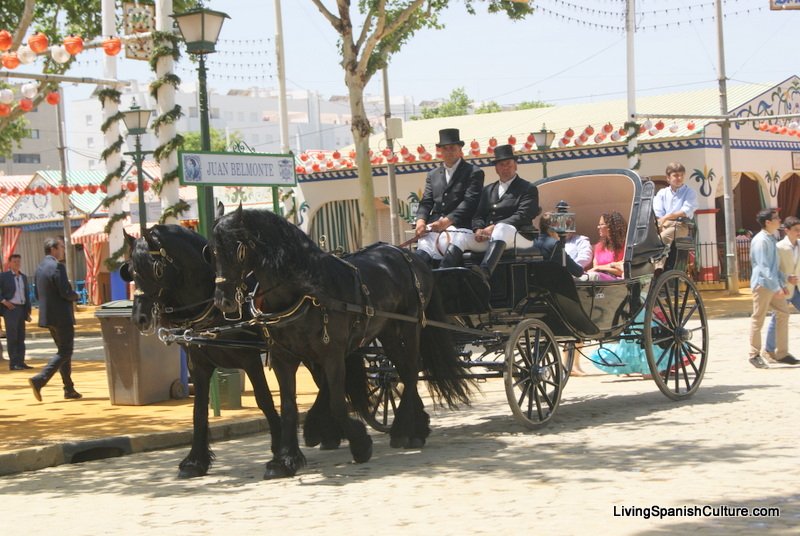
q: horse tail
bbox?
[419,284,476,409]
[344,351,370,418]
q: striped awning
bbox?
[0,175,34,221]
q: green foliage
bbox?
[515,100,553,110]
[414,87,472,120]
[475,101,503,114]
[180,128,242,152]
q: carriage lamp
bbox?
[532,123,556,178]
[172,6,230,239]
[121,100,154,235]
[550,200,576,235]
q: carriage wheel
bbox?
[362,344,402,433]
[504,318,564,429]
[643,270,708,400]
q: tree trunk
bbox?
[346,75,377,246]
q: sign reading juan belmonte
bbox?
[178,151,297,187]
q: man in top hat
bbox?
[414,128,484,261]
[448,144,540,278]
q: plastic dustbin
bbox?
[213,369,243,410]
[95,300,182,405]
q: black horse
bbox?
[121,225,286,479]
[211,207,473,478]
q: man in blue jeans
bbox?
[764,216,800,363]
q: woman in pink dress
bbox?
[587,211,626,281]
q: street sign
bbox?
[770,0,800,9]
[178,151,297,187]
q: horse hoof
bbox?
[405,437,426,449]
[389,435,408,449]
[264,460,297,480]
[351,436,373,464]
[320,438,341,450]
[177,463,208,479]
[304,431,322,448]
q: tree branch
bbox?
[13,0,37,48]
[355,6,375,51]
[309,0,342,29]
[357,0,424,75]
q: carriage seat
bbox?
[461,244,544,266]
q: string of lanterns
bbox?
[0,180,152,198]
[293,116,800,175]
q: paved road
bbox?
[1,317,799,535]
[23,335,106,362]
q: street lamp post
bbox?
[121,101,154,235]
[172,7,230,239]
[532,123,556,178]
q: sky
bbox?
[56,0,799,111]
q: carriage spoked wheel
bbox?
[643,270,708,400]
[504,318,564,429]
[361,342,402,433]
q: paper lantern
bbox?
[574,137,585,147]
[643,119,653,130]
[470,148,480,157]
[758,121,769,131]
[398,146,409,155]
[51,45,70,64]
[28,32,49,54]
[618,127,627,136]
[47,185,58,195]
[331,150,341,160]
[325,160,334,169]
[507,135,516,145]
[648,127,659,136]
[421,153,432,161]
[669,122,679,133]
[488,137,498,148]
[102,36,122,56]
[142,182,150,192]
[687,121,696,131]
[1,52,20,70]
[0,30,12,52]
[381,148,391,157]
[0,103,9,117]
[348,150,356,159]
[769,124,779,134]
[45,92,60,105]
[565,128,575,138]
[73,184,85,194]
[87,184,99,194]
[789,121,799,130]
[21,82,37,99]
[557,139,567,148]
[18,98,33,112]
[10,187,19,195]
[584,125,594,136]
[311,163,320,172]
[470,139,480,150]
[24,188,34,196]
[35,185,46,195]
[602,123,614,134]
[578,133,588,143]
[100,184,107,193]
[62,185,73,194]
[0,89,12,104]
[299,153,309,162]
[16,45,36,65]
[526,133,535,143]
[610,131,621,142]
[779,126,788,135]
[126,182,136,192]
[416,145,425,154]
[63,34,84,55]
[315,152,325,160]
[655,120,665,131]
[594,133,606,143]
[0,186,7,194]
[639,125,646,134]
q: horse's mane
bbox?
[132,224,214,292]
[216,209,326,292]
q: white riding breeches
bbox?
[454,222,532,253]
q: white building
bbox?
[66,83,418,171]
[0,89,61,176]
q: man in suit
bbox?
[29,237,82,400]
[764,216,800,364]
[1,254,32,370]
[449,144,540,277]
[414,128,484,262]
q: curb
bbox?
[0,416,269,477]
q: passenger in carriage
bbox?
[414,128,484,263]
[533,212,585,278]
[653,162,697,270]
[586,211,627,281]
[441,144,540,279]
[564,232,593,270]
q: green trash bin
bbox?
[213,368,243,410]
[95,300,181,405]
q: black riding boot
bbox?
[473,240,506,279]
[439,244,463,268]
[414,249,432,265]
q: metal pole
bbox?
[541,150,548,178]
[55,88,75,283]
[196,54,215,238]
[274,0,289,215]
[716,0,739,294]
[134,136,148,236]
[625,0,639,170]
[382,67,401,245]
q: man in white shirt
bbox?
[764,216,800,364]
[565,233,593,269]
[653,162,698,269]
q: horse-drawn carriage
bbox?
[363,168,708,429]
[124,168,707,479]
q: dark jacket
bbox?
[415,159,484,228]
[0,270,32,317]
[471,176,540,231]
[534,235,585,278]
[34,255,78,328]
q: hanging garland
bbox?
[97,87,128,269]
[623,120,641,170]
[148,30,186,223]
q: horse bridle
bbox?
[213,239,258,321]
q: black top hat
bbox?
[436,128,465,147]
[493,144,516,163]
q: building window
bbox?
[27,129,40,139]
[87,137,95,149]
[189,107,198,118]
[85,114,93,126]
[13,154,41,164]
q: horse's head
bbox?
[123,226,213,330]
[210,205,258,315]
